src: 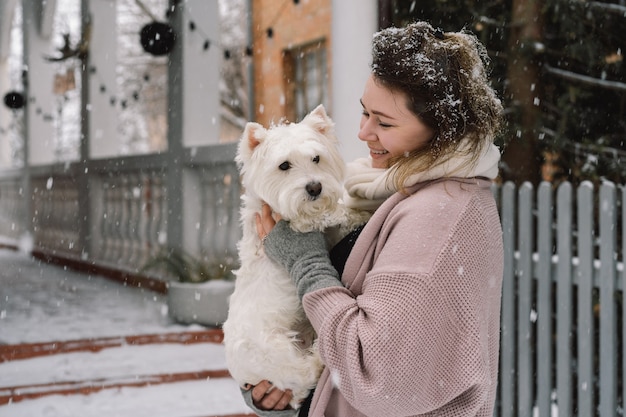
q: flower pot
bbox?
[167,280,235,326]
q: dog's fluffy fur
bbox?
[222,105,368,409]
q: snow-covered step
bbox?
[0,380,254,417]
[0,368,231,404]
[0,331,254,416]
[0,330,224,362]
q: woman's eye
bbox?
[379,122,392,128]
[312,155,320,164]
[279,161,291,171]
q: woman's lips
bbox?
[369,148,389,161]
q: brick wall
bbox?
[251,0,332,126]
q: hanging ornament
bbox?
[140,21,177,56]
[3,91,25,110]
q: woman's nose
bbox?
[358,118,375,142]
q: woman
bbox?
[244,21,504,417]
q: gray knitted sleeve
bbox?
[263,220,342,300]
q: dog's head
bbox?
[236,105,346,229]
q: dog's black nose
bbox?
[306,181,322,197]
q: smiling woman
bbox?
[358,75,435,169]
[245,21,505,417]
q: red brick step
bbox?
[0,329,224,362]
[0,329,258,415]
[0,369,231,405]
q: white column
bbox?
[172,0,221,147]
[166,0,221,253]
[22,0,58,166]
[0,0,19,168]
[0,58,12,169]
[331,0,377,163]
[86,0,119,159]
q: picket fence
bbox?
[495,181,624,417]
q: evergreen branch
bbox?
[561,139,626,160]
[543,64,626,93]
[587,2,626,16]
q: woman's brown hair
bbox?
[371,21,503,191]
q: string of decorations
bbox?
[266,0,300,39]
[101,1,253,111]
[0,66,151,132]
[89,64,151,112]
[137,0,252,60]
[1,0,255,131]
[3,91,25,110]
[181,4,253,60]
[185,18,252,60]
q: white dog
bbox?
[222,105,368,410]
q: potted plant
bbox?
[141,249,236,327]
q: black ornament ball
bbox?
[140,22,176,56]
[3,91,25,110]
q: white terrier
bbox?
[222,105,368,409]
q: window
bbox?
[284,40,329,122]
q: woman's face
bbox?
[358,75,435,169]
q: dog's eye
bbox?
[279,161,291,171]
[312,155,320,164]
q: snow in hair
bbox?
[371,21,502,147]
[370,21,503,191]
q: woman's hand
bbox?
[256,203,340,300]
[244,380,294,411]
[255,203,281,241]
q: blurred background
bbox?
[0,2,625,416]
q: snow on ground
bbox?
[0,249,252,417]
[0,249,194,344]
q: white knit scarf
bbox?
[343,140,501,212]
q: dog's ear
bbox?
[302,104,335,138]
[237,122,267,164]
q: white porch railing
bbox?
[0,143,241,276]
[0,169,624,416]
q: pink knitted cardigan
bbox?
[302,178,503,417]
